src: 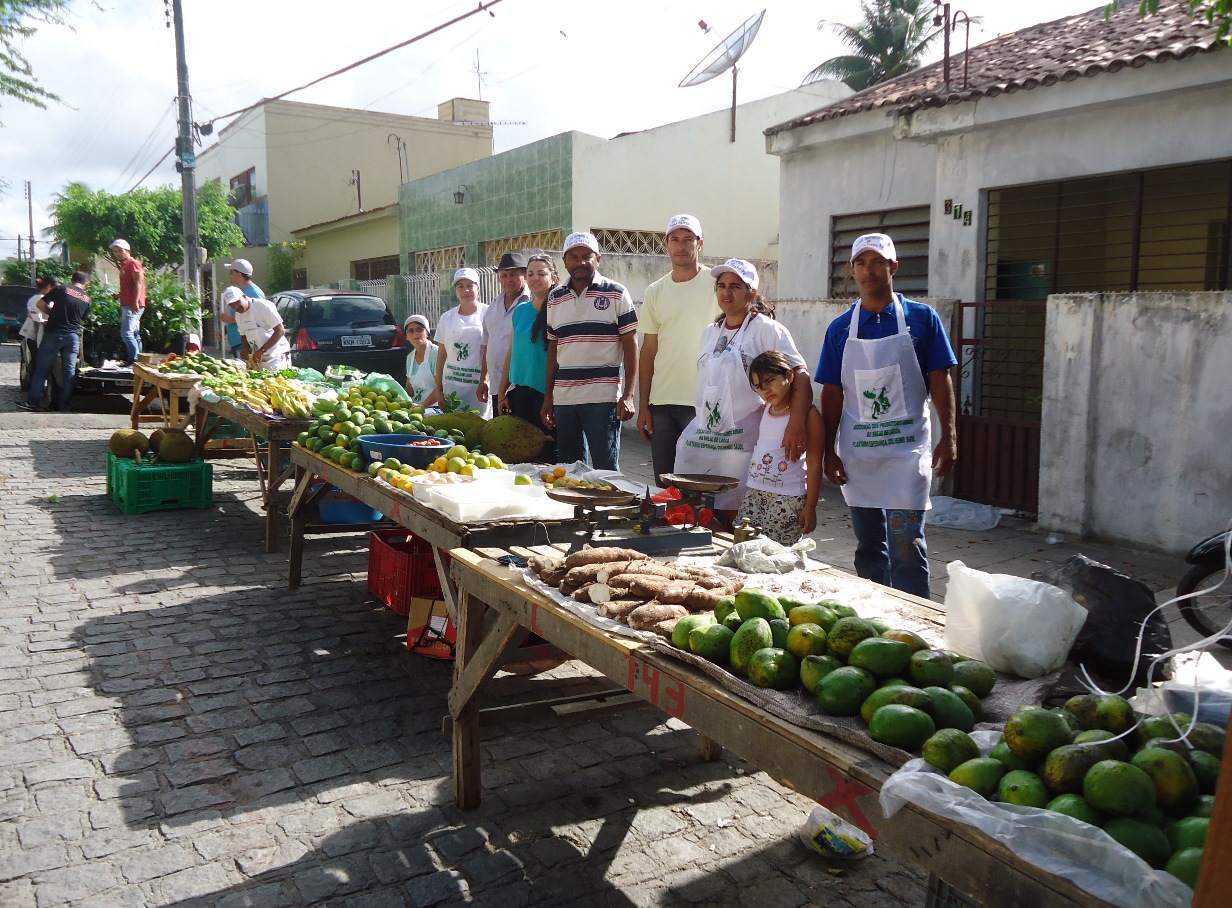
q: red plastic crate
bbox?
[367,529,446,615]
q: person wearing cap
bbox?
[479,252,530,409]
[218,258,265,358]
[674,258,811,526]
[109,239,146,364]
[222,285,291,372]
[637,214,720,484]
[434,268,491,417]
[402,313,441,410]
[542,232,638,471]
[816,233,958,600]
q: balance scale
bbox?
[546,473,740,556]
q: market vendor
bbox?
[222,286,291,372]
[816,233,958,599]
[434,267,490,417]
[674,258,810,528]
[403,313,441,411]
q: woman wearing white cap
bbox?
[433,268,491,417]
[674,259,812,527]
[403,314,441,410]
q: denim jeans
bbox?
[555,402,620,471]
[648,404,695,484]
[849,506,931,599]
[120,306,143,361]
[28,329,82,410]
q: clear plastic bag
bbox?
[880,731,1194,908]
[717,537,816,574]
[943,561,1087,678]
[929,495,1002,531]
[363,373,413,403]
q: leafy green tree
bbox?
[1,0,69,114]
[1108,2,1231,41]
[2,255,71,285]
[49,180,246,270]
[803,0,942,91]
[267,241,305,294]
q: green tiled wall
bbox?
[400,133,574,270]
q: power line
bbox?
[201,0,507,132]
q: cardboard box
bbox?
[406,598,456,660]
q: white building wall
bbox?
[196,106,269,199]
[1040,292,1232,554]
[572,87,851,263]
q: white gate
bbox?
[393,272,442,327]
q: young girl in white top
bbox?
[737,351,824,545]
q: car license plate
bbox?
[340,335,372,348]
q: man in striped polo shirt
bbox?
[541,232,639,470]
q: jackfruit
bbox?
[156,429,196,464]
[109,429,150,462]
[477,415,548,464]
[421,412,486,448]
[149,428,167,455]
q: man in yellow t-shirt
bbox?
[637,214,720,484]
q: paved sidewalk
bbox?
[0,339,1212,907]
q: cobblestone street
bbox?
[0,341,930,907]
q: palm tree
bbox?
[802,0,942,91]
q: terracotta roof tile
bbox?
[767,2,1227,136]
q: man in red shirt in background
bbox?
[110,238,146,364]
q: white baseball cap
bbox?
[453,267,480,286]
[666,214,702,239]
[850,233,897,263]
[109,238,131,252]
[221,286,244,306]
[710,258,759,292]
[403,313,430,331]
[562,231,600,255]
[225,258,254,276]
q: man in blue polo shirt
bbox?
[816,233,957,599]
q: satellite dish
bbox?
[679,10,766,142]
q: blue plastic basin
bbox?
[357,433,452,469]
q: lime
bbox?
[383,457,402,470]
[368,462,381,477]
[447,456,467,473]
[513,474,532,486]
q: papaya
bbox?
[733,588,787,622]
[729,618,773,676]
[868,705,935,751]
[846,637,912,678]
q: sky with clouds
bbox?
[0,0,1103,261]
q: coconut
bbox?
[156,429,196,464]
[108,429,150,462]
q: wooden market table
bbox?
[195,398,312,553]
[130,363,198,430]
[444,546,1127,908]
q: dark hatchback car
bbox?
[270,289,408,383]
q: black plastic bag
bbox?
[1033,555,1172,691]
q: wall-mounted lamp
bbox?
[454,185,468,205]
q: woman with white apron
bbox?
[834,298,934,597]
[403,313,441,411]
[674,259,807,522]
[433,268,491,418]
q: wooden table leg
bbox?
[287,466,319,590]
[130,372,144,429]
[699,736,723,761]
[452,588,506,810]
[263,440,279,553]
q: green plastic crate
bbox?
[107,452,213,515]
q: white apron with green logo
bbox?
[674,313,761,510]
[837,300,932,510]
[437,308,490,417]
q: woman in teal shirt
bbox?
[498,252,556,455]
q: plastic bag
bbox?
[363,373,413,403]
[797,805,872,859]
[928,495,1002,531]
[1033,555,1173,690]
[717,537,816,574]
[943,561,1086,678]
[880,731,1194,908]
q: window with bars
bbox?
[830,206,930,298]
[352,256,400,282]
[292,268,307,290]
[985,158,1232,299]
[414,246,465,274]
[591,228,667,256]
[483,230,564,265]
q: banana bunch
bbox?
[262,376,313,418]
[233,386,274,413]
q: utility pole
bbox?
[170,0,201,302]
[26,181,36,283]
[350,170,363,211]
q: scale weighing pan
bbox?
[660,473,740,493]
[545,487,638,508]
